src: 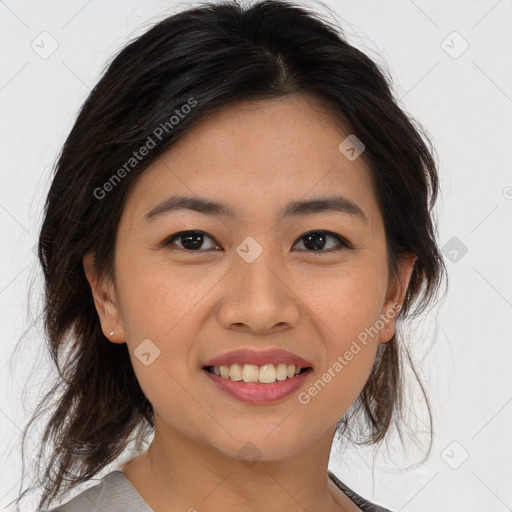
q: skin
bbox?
[84,92,416,512]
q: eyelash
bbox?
[162,230,353,253]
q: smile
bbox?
[202,366,313,404]
[204,363,308,384]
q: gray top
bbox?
[41,470,392,512]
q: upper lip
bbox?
[203,348,313,368]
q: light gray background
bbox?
[1,1,511,510]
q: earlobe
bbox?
[83,252,125,344]
[379,253,417,343]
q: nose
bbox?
[216,245,302,334]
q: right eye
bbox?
[162,230,221,252]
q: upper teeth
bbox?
[210,363,303,384]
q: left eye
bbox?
[163,230,352,252]
[293,231,352,252]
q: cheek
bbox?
[294,258,386,416]
[115,262,203,433]
[115,249,211,340]
[301,344,378,429]
[113,252,207,397]
[299,253,388,341]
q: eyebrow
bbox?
[142,194,367,224]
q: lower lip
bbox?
[202,368,312,404]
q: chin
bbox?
[205,428,310,464]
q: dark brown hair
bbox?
[13,0,446,509]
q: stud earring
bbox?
[386,326,390,333]
[109,330,114,337]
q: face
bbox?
[85,93,414,462]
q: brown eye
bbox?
[164,231,220,251]
[293,231,352,252]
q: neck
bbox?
[121,415,348,512]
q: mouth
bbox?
[202,363,312,384]
[201,365,313,403]
[201,349,313,403]
[202,348,313,383]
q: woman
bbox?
[16,1,445,510]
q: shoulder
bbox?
[328,470,394,512]
[40,469,389,512]
[40,471,152,512]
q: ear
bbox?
[379,253,417,343]
[83,252,126,344]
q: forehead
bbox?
[121,93,379,227]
